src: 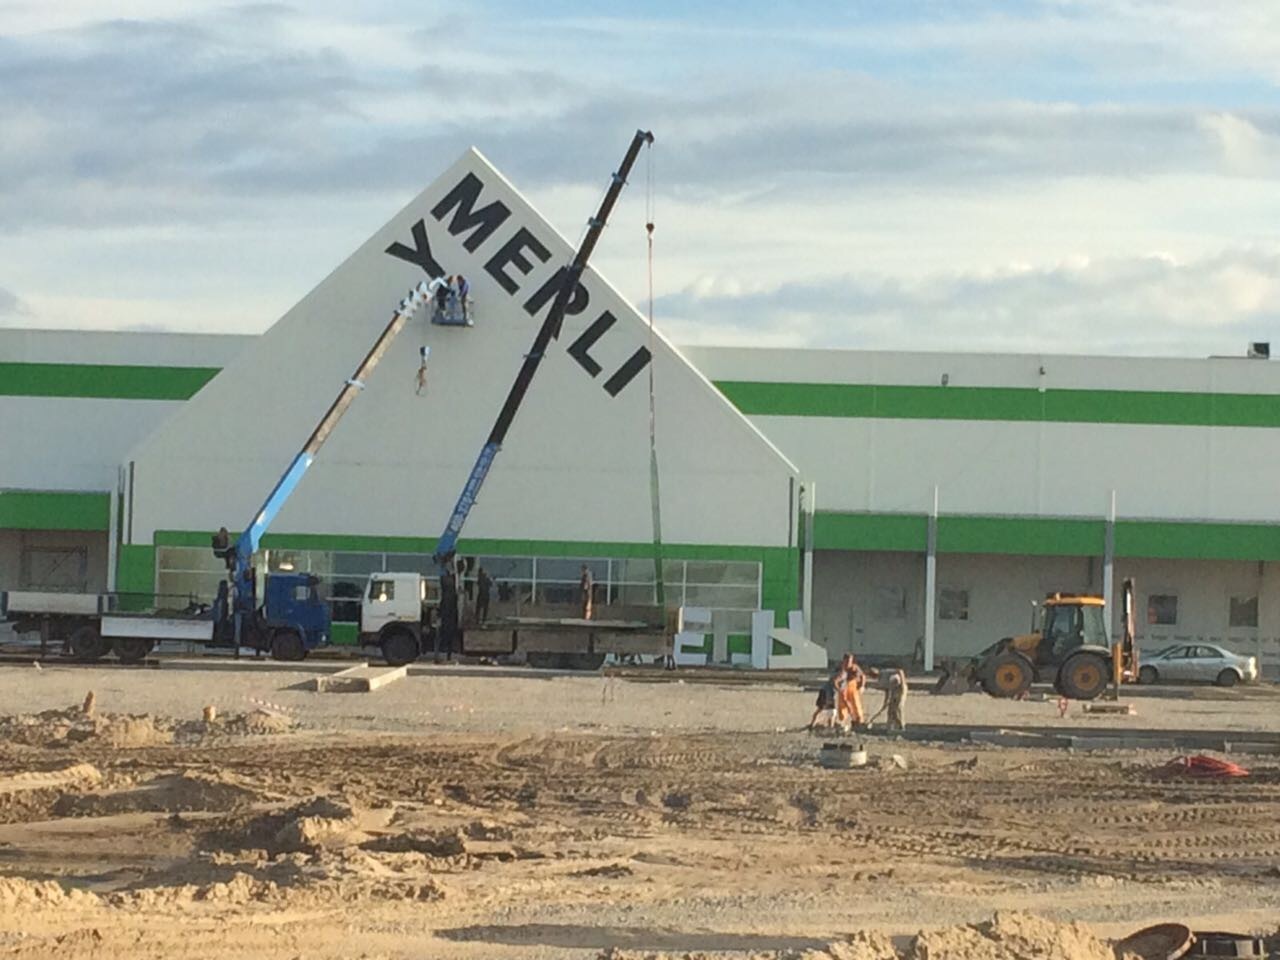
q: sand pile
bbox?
[53,770,262,817]
[0,701,297,749]
[210,708,294,736]
[598,913,1126,960]
[903,913,1120,960]
[0,876,97,910]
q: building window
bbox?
[1229,595,1258,629]
[1147,594,1178,626]
[873,586,906,621]
[939,588,969,621]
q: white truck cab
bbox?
[359,572,432,666]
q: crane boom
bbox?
[228,279,436,574]
[433,129,654,565]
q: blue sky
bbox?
[0,1,1277,355]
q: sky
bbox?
[1,0,1277,356]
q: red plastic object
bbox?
[1159,755,1250,779]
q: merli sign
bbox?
[386,172,651,397]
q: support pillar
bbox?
[924,486,938,672]
[1103,490,1116,638]
[802,482,815,637]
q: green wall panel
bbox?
[1,363,219,400]
[0,491,110,531]
[814,512,926,552]
[937,516,1104,557]
[715,380,1280,429]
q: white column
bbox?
[1103,490,1116,637]
[924,486,938,672]
[802,482,815,637]
[107,471,120,593]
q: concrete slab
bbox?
[311,663,407,693]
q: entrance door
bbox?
[20,546,89,592]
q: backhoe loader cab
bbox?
[1036,595,1109,665]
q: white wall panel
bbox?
[0,396,182,492]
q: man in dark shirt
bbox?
[475,566,492,624]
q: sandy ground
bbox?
[0,657,1277,736]
[0,662,1279,959]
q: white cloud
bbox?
[660,246,1280,358]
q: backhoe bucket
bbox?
[932,658,977,695]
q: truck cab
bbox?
[360,572,433,666]
[210,567,330,660]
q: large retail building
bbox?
[5,148,1280,669]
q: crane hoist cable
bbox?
[645,144,666,608]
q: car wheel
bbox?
[1137,665,1158,685]
[1216,668,1239,688]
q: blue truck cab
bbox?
[209,557,330,661]
[261,572,330,658]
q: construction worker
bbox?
[808,670,841,730]
[579,564,594,620]
[838,655,867,728]
[436,569,459,663]
[870,667,908,731]
[475,566,492,624]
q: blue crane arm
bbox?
[431,130,653,569]
[218,279,438,587]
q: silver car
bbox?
[1138,643,1259,687]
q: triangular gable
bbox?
[125,147,798,551]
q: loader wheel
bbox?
[980,652,1033,698]
[1059,653,1108,700]
[113,637,154,663]
[380,628,419,667]
[270,629,306,662]
[69,624,109,661]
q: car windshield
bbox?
[1153,645,1181,658]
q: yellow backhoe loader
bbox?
[935,579,1137,701]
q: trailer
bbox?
[354,571,671,668]
[0,589,213,662]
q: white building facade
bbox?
[5,149,1280,667]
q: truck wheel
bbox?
[526,652,606,671]
[270,629,306,662]
[980,652,1033,698]
[113,637,154,663]
[381,628,419,667]
[563,652,606,671]
[69,624,109,661]
[1059,653,1109,700]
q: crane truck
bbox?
[0,281,438,663]
[351,130,672,669]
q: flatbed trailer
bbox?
[462,611,670,670]
[0,590,214,662]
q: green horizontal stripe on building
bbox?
[715,381,1280,429]
[0,490,110,531]
[815,511,1280,561]
[0,362,220,400]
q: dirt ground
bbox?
[1,663,1279,959]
